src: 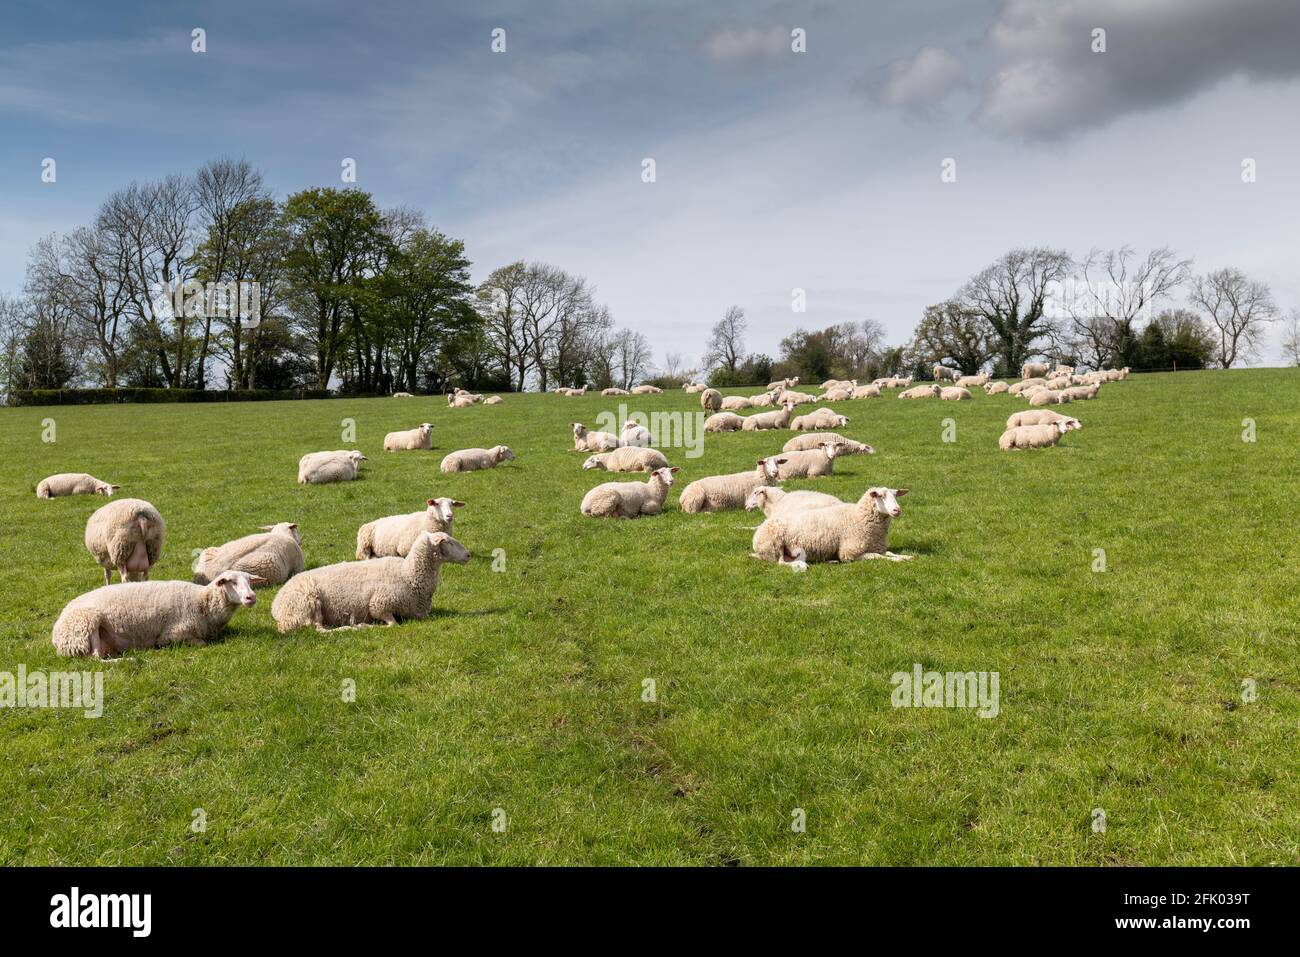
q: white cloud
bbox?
[869,46,966,110]
[704,26,787,62]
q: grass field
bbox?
[1,369,1298,865]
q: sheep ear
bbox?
[670,467,679,473]
[211,573,232,586]
[248,575,269,586]
[258,524,275,530]
[288,523,297,530]
[451,500,466,507]
[896,488,909,496]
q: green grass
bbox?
[1,369,1297,865]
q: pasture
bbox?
[1,369,1297,865]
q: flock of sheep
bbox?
[34,365,1129,656]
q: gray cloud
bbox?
[867,46,966,111]
[704,25,788,62]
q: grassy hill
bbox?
[1,369,1297,865]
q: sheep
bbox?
[52,570,262,658]
[356,497,464,560]
[631,384,663,395]
[874,376,911,389]
[752,486,911,565]
[899,384,941,399]
[678,458,782,513]
[791,407,849,430]
[582,447,670,472]
[392,392,413,398]
[939,386,973,401]
[700,388,722,412]
[298,450,367,484]
[484,396,503,405]
[771,443,841,479]
[557,385,589,397]
[1054,364,1075,376]
[955,373,990,388]
[571,422,620,452]
[383,422,434,452]
[720,395,752,411]
[778,389,818,405]
[933,365,957,382]
[851,383,882,399]
[767,377,799,390]
[1045,376,1071,390]
[983,381,1010,395]
[1028,389,1071,407]
[1021,361,1050,379]
[819,387,853,402]
[782,432,875,455]
[998,420,1076,450]
[36,473,119,499]
[1062,384,1100,401]
[620,420,654,447]
[440,445,515,473]
[272,530,469,632]
[683,383,707,393]
[1008,378,1047,396]
[704,411,746,432]
[748,389,782,407]
[194,522,304,586]
[743,485,842,517]
[447,391,484,405]
[1006,409,1082,430]
[601,387,629,396]
[84,498,165,586]
[580,466,679,518]
[742,400,796,431]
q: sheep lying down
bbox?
[752,487,911,566]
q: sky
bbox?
[2,0,1298,366]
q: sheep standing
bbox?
[272,531,469,632]
[700,388,722,413]
[298,450,367,484]
[704,412,746,433]
[36,473,119,498]
[52,570,262,658]
[440,445,515,473]
[383,423,434,452]
[998,420,1077,450]
[84,498,165,586]
[791,407,849,431]
[571,422,619,452]
[583,447,669,472]
[580,466,678,518]
[1021,361,1050,379]
[752,487,911,565]
[356,498,465,559]
[744,486,842,517]
[771,444,841,479]
[620,421,653,447]
[194,523,304,586]
[783,433,875,455]
[933,365,957,382]
[742,401,795,431]
[678,458,782,513]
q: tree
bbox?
[615,329,654,389]
[1067,246,1191,368]
[911,301,995,374]
[477,262,532,391]
[702,306,746,377]
[1282,310,1300,367]
[1189,268,1278,368]
[957,247,1072,374]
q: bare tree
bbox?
[1282,309,1300,367]
[1067,246,1191,368]
[702,305,746,375]
[1189,268,1278,368]
[615,329,654,389]
[912,300,995,374]
[958,247,1072,374]
[477,262,532,391]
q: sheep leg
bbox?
[90,620,124,659]
[883,551,913,562]
[102,567,112,586]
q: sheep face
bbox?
[571,422,586,438]
[95,483,121,496]
[651,467,679,487]
[428,531,471,564]
[212,570,263,608]
[260,522,302,544]
[348,451,368,465]
[582,454,606,471]
[495,446,516,462]
[757,457,783,480]
[1062,418,1083,432]
[419,423,433,437]
[427,498,465,524]
[744,487,775,512]
[867,487,908,518]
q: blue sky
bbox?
[3,0,1298,365]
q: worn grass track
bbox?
[1,369,1297,864]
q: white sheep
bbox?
[791,407,849,430]
[392,392,413,398]
[720,395,752,411]
[748,390,782,407]
[939,386,973,401]
[356,498,465,559]
[772,443,841,479]
[1021,361,1050,379]
[983,381,1010,395]
[851,383,882,399]
[752,486,911,565]
[782,432,875,455]
[744,485,842,517]
[383,422,434,452]
[998,420,1076,450]
[52,570,262,658]
[36,473,119,498]
[933,365,957,382]
[1062,384,1100,401]
[742,400,795,431]
[84,498,165,586]
[601,387,629,396]
[298,450,367,484]
[194,522,304,586]
[630,384,663,395]
[679,458,782,513]
[704,412,746,432]
[1006,409,1082,430]
[581,466,678,518]
[1054,364,1075,376]
[447,391,484,405]
[620,420,654,447]
[1045,376,1072,390]
[778,390,819,405]
[700,388,722,412]
[440,445,515,473]
[955,374,989,388]
[272,530,469,632]
[582,447,670,472]
[484,396,503,405]
[767,377,799,390]
[819,387,853,402]
[571,422,620,452]
[1008,378,1047,396]
[683,383,706,393]
[1028,389,1071,407]
[899,384,941,399]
